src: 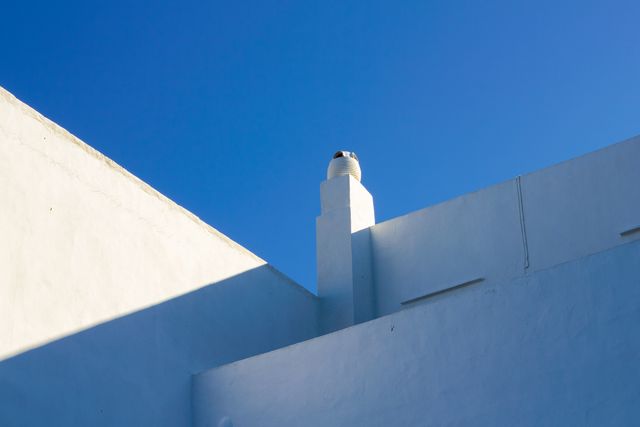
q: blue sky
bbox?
[2,0,639,291]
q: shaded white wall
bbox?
[370,179,524,316]
[3,82,639,426]
[194,240,640,427]
[0,86,314,359]
[0,265,318,426]
[520,136,640,271]
[316,175,375,333]
[0,87,319,425]
[369,136,640,316]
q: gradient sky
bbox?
[2,0,639,291]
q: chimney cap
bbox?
[327,151,361,182]
[332,151,359,161]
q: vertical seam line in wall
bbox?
[516,176,530,270]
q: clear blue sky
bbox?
[2,1,639,291]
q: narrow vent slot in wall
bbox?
[620,226,640,237]
[401,278,485,306]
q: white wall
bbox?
[0,86,319,425]
[3,82,638,426]
[316,175,375,333]
[0,265,319,426]
[520,136,640,271]
[369,136,640,316]
[192,137,640,425]
[0,86,287,358]
[194,240,640,427]
[370,179,524,316]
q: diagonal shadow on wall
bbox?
[0,265,318,427]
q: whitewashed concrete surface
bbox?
[194,239,640,427]
[317,175,375,333]
[370,179,524,316]
[0,85,304,359]
[0,264,318,426]
[520,135,640,271]
[0,86,319,425]
[368,136,640,317]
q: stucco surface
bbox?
[2,84,639,426]
[194,240,640,427]
[316,175,375,333]
[0,265,318,426]
[369,136,640,317]
[370,179,525,316]
[0,86,300,359]
[0,87,319,425]
[520,135,640,271]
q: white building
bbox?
[1,85,638,426]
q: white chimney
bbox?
[316,151,375,334]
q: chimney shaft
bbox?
[316,153,375,334]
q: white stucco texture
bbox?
[2,82,639,427]
[370,179,524,315]
[0,86,313,359]
[520,136,640,270]
[194,239,640,427]
[316,175,375,332]
[0,86,319,426]
[368,136,640,316]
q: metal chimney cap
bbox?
[327,151,361,182]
